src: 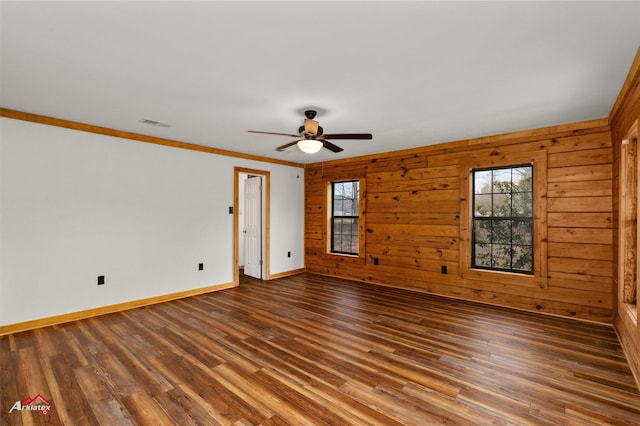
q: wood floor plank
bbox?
[73,364,135,425]
[56,325,91,368]
[41,354,99,425]
[152,387,222,425]
[401,381,504,425]
[122,391,175,425]
[1,272,639,425]
[102,324,175,397]
[148,354,235,424]
[0,338,23,426]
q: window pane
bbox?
[475,170,493,194]
[492,193,511,217]
[491,244,512,268]
[512,245,533,272]
[491,219,512,244]
[473,219,492,243]
[493,169,511,193]
[333,183,344,215]
[474,243,491,268]
[512,219,532,245]
[512,191,532,216]
[350,182,359,215]
[513,167,532,190]
[474,194,492,216]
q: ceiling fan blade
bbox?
[276,140,300,151]
[248,130,300,138]
[321,140,344,153]
[322,133,372,140]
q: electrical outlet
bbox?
[97,275,105,285]
[441,265,447,274]
[373,258,379,265]
[287,251,291,258]
[198,263,204,271]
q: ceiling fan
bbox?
[248,110,372,154]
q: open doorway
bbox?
[234,167,270,284]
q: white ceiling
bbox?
[1,1,639,164]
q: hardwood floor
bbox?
[2,273,639,425]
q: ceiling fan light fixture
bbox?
[297,139,323,154]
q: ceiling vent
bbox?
[140,119,172,128]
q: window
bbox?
[331,180,360,255]
[460,153,546,287]
[472,165,533,274]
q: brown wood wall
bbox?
[611,47,640,387]
[305,119,614,324]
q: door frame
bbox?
[234,167,270,284]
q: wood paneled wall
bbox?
[611,47,640,387]
[305,119,614,324]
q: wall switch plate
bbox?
[198,263,204,271]
[97,275,105,285]
[373,258,379,265]
[441,265,447,274]
[228,206,233,214]
[287,251,291,258]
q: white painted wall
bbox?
[270,168,305,272]
[0,117,304,326]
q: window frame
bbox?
[330,180,361,255]
[325,177,366,259]
[471,164,534,275]
[460,152,548,288]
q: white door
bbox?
[244,176,262,279]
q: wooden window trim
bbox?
[618,120,638,323]
[460,151,548,288]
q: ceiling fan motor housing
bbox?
[299,123,323,138]
[300,110,322,137]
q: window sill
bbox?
[461,267,548,289]
[621,302,638,326]
[325,251,366,265]
[328,252,359,258]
